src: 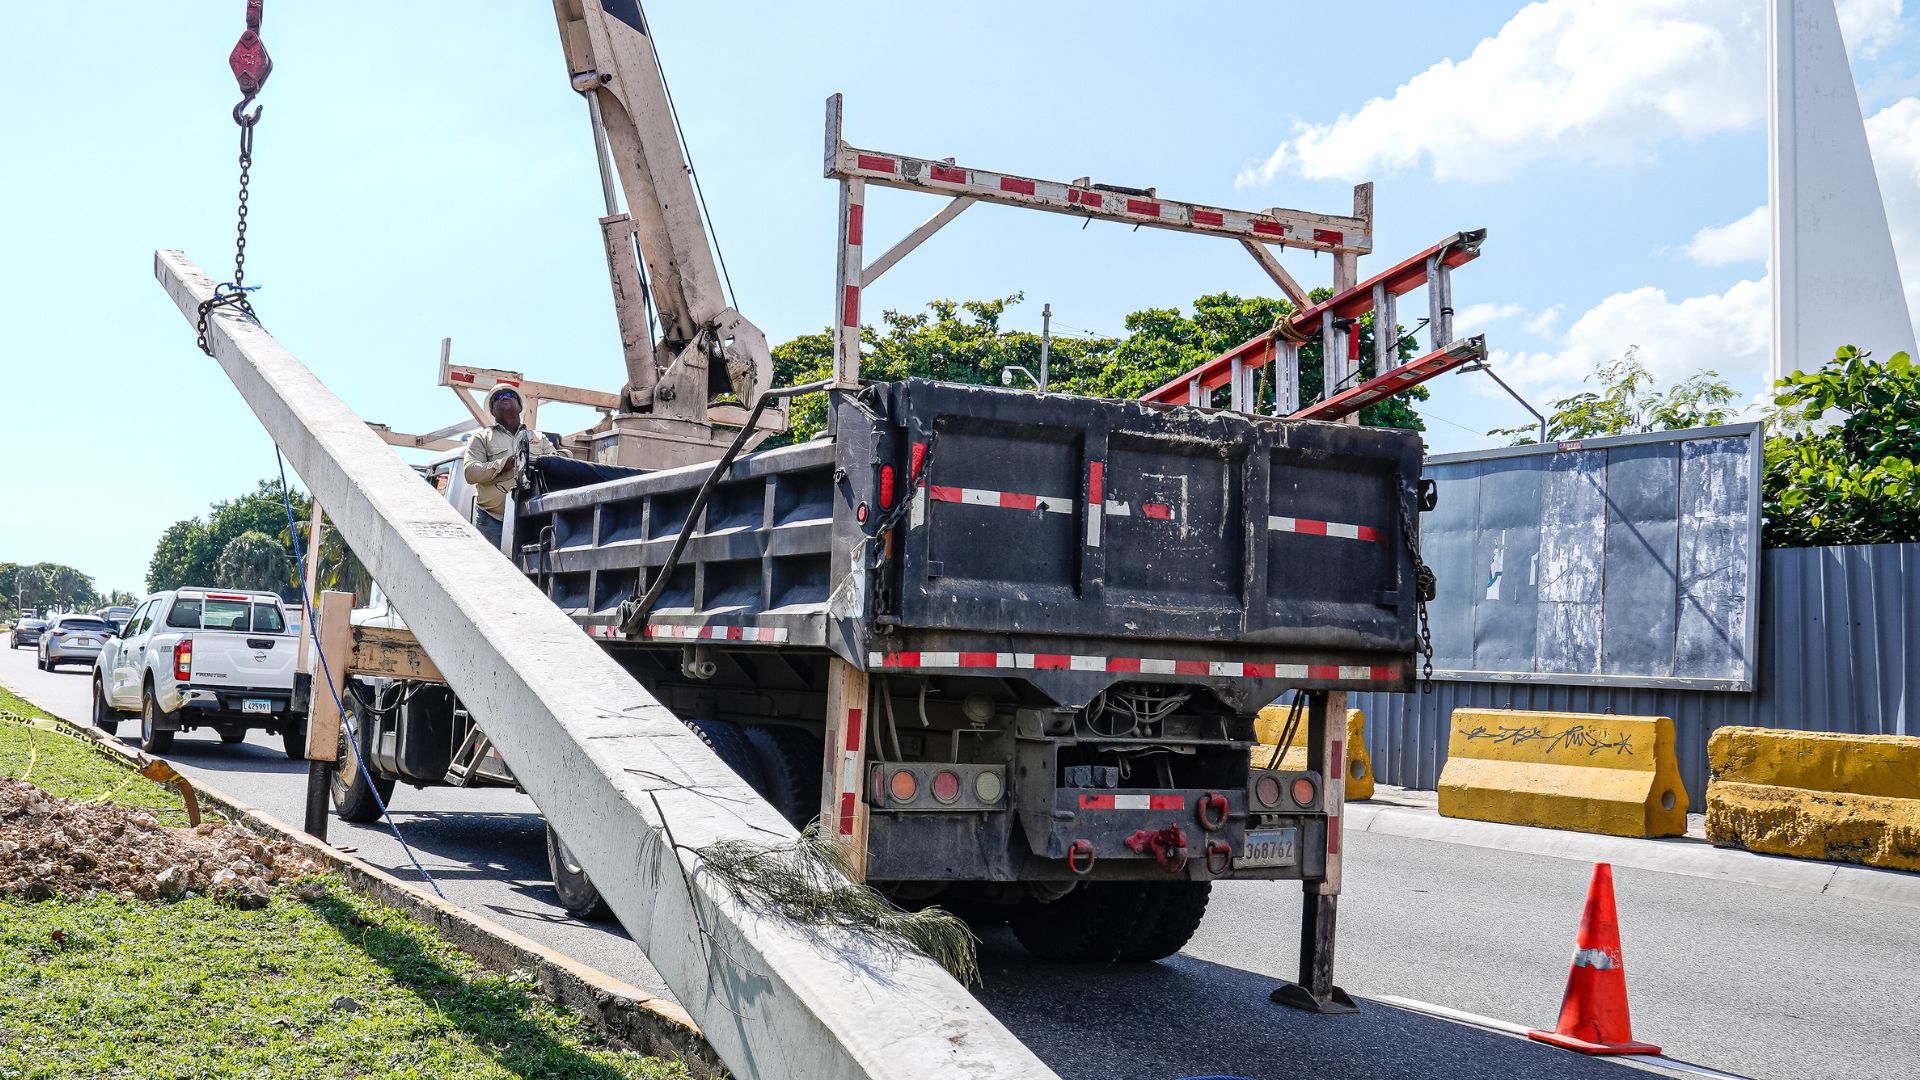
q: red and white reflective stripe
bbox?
[1103,500,1175,520]
[583,622,789,643]
[1327,737,1345,857]
[868,651,1398,682]
[1086,462,1104,548]
[928,485,1074,514]
[1269,515,1380,544]
[838,150,1368,253]
[1078,793,1186,811]
[838,707,864,838]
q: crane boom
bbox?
[553,0,772,424]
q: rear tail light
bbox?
[931,770,962,804]
[174,638,193,682]
[878,465,896,509]
[1255,775,1282,808]
[910,442,927,481]
[1290,777,1317,808]
[888,770,918,803]
[974,771,1004,803]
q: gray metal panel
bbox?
[1354,542,1920,806]
[1422,424,1762,689]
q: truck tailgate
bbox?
[189,631,298,689]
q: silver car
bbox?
[9,617,47,649]
[38,614,111,672]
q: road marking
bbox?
[1373,996,1757,1080]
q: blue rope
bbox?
[276,448,445,898]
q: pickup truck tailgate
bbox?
[190,631,298,689]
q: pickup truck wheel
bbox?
[140,688,176,754]
[743,724,824,829]
[92,679,121,737]
[281,717,306,760]
[1115,881,1212,962]
[546,824,615,922]
[1009,883,1153,964]
[330,711,395,823]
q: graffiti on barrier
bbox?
[1459,722,1634,757]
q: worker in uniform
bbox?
[463,384,557,549]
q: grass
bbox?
[0,885,692,1079]
[0,685,195,818]
[0,680,699,1079]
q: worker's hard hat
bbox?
[488,384,524,408]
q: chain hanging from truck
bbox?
[196,0,272,357]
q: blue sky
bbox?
[5,1,1917,593]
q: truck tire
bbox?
[139,686,176,755]
[743,724,824,829]
[92,678,121,737]
[1009,883,1151,964]
[1116,881,1212,962]
[281,717,306,761]
[685,717,769,796]
[546,824,615,922]
[331,711,395,824]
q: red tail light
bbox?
[174,638,193,682]
[878,465,896,509]
[910,442,927,481]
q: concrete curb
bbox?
[1350,790,1920,910]
[10,702,724,1078]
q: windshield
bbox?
[56,617,107,632]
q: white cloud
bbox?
[1686,205,1770,265]
[1865,96,1920,320]
[1237,0,1904,186]
[1525,305,1566,336]
[1454,302,1526,335]
[1487,277,1771,404]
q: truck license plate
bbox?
[242,699,273,715]
[1239,828,1298,868]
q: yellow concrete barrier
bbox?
[1252,706,1374,801]
[1706,726,1920,872]
[1437,709,1687,837]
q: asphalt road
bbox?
[8,642,1917,1080]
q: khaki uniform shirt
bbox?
[463,424,557,517]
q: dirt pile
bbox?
[0,776,323,906]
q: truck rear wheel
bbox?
[685,717,769,795]
[331,709,395,823]
[546,824,614,922]
[281,716,306,760]
[743,724,824,829]
[1009,881,1212,964]
[1116,881,1212,962]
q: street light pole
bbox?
[1039,303,1051,391]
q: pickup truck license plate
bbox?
[1238,828,1299,869]
[242,699,273,715]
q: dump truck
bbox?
[306,0,1473,981]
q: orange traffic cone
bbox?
[1528,863,1661,1056]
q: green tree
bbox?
[769,292,1427,444]
[1490,349,1736,444]
[215,530,292,592]
[147,479,312,594]
[1763,346,1920,548]
[103,589,137,607]
[0,561,99,614]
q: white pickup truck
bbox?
[92,587,304,757]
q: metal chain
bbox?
[195,121,262,356]
[1401,499,1436,691]
[197,0,271,356]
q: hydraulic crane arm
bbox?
[554,0,772,420]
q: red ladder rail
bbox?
[1289,336,1487,422]
[1141,229,1486,407]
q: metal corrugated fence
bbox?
[1351,542,1920,804]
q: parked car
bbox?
[37,614,113,671]
[9,616,48,649]
[92,588,304,756]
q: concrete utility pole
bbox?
[1039,303,1051,391]
[155,249,1056,1080]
